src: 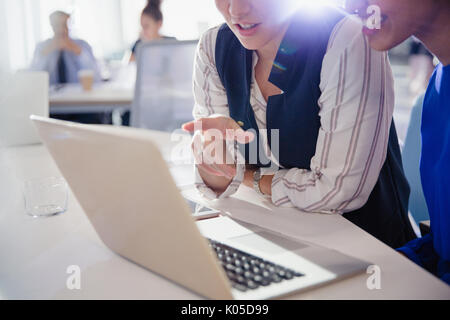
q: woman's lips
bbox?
[234,23,261,37]
[362,25,379,36]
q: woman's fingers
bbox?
[188,117,242,180]
[197,163,226,177]
[181,121,196,132]
[210,163,236,179]
[191,131,203,164]
[192,132,236,179]
[182,117,255,144]
[198,162,235,179]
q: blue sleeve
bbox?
[397,233,436,268]
[30,41,51,71]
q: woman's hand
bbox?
[182,116,254,193]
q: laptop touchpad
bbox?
[229,231,307,255]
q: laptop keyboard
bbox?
[208,239,304,292]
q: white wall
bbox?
[162,0,224,40]
[3,0,224,72]
[0,0,11,75]
[119,0,148,48]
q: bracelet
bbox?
[252,168,265,196]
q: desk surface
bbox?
[0,132,449,300]
[49,82,134,106]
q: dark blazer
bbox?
[214,8,416,248]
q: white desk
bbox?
[49,82,134,115]
[0,132,449,300]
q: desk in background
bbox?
[0,131,449,299]
[49,82,134,125]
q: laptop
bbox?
[31,115,370,300]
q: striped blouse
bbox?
[192,15,395,214]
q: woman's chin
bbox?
[367,35,393,51]
[235,37,262,51]
[367,32,407,52]
[364,19,410,52]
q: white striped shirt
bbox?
[192,16,395,214]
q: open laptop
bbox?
[31,116,370,300]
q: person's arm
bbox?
[63,38,82,55]
[247,17,395,214]
[73,40,101,82]
[129,40,140,63]
[30,41,52,71]
[190,27,247,200]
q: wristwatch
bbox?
[252,168,265,196]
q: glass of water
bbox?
[24,177,68,217]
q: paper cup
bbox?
[78,69,94,91]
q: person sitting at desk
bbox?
[346,0,450,285]
[129,0,175,63]
[182,0,416,249]
[30,10,100,85]
[123,0,175,126]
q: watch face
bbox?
[253,168,262,181]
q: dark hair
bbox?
[142,0,163,22]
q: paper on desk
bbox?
[181,185,362,252]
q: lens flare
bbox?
[290,0,345,14]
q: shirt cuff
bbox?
[271,170,295,208]
[271,169,335,213]
[194,163,245,200]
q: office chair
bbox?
[130,40,198,132]
[402,94,430,234]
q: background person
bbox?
[346,0,450,285]
[129,0,175,63]
[30,11,100,85]
[123,0,175,126]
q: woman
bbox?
[124,0,175,125]
[346,0,450,284]
[129,0,174,62]
[183,0,416,248]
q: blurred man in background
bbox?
[30,11,100,85]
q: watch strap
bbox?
[252,168,265,196]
